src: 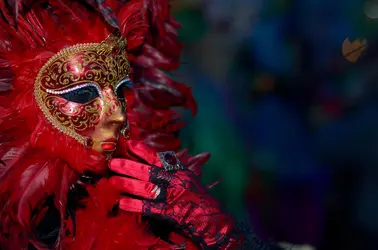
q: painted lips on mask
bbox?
[100,138,118,152]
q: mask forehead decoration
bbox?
[34,32,130,147]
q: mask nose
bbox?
[102,87,127,125]
[110,105,126,124]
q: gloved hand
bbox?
[108,141,241,249]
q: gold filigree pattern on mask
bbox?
[34,33,130,145]
[45,96,103,131]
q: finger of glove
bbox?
[125,140,162,167]
[109,158,155,181]
[119,197,144,213]
[109,176,158,200]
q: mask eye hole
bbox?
[115,77,132,100]
[59,85,100,104]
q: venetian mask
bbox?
[34,32,130,154]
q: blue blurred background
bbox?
[171,0,378,249]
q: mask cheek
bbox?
[55,97,84,116]
[49,96,103,135]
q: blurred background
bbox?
[170,0,378,249]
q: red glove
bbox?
[108,143,241,249]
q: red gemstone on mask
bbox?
[164,152,177,165]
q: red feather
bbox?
[16,160,64,230]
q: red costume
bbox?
[0,0,283,249]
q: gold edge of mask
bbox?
[33,40,128,146]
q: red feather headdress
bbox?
[0,1,200,249]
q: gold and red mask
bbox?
[34,33,130,154]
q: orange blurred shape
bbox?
[342,37,368,63]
